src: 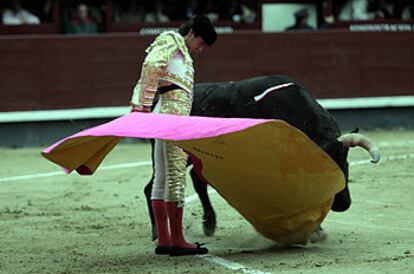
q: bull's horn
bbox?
[337,133,381,163]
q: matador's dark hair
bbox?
[178,15,217,46]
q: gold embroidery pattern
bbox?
[130,32,194,107]
[161,32,194,92]
[144,32,180,67]
[138,65,163,106]
[159,90,192,207]
[161,70,193,93]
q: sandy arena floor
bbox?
[0,130,413,274]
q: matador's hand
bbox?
[131,105,152,113]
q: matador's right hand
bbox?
[131,105,152,113]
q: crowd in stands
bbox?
[1,0,53,25]
[1,0,414,34]
[64,3,99,34]
[285,0,414,31]
[112,0,257,24]
[0,0,258,32]
[335,0,414,21]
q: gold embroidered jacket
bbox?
[130,31,194,107]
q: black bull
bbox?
[143,75,380,239]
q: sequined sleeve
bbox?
[130,33,180,107]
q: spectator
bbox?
[372,0,392,19]
[221,0,256,24]
[65,3,98,34]
[402,0,414,19]
[204,0,219,23]
[319,14,336,29]
[285,8,314,31]
[2,0,40,25]
[185,0,201,19]
[239,0,256,24]
[220,0,243,22]
[338,0,375,20]
[113,0,144,23]
[144,0,170,23]
[41,0,54,23]
[170,0,201,21]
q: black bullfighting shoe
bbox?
[155,246,171,255]
[169,243,208,256]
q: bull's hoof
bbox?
[202,214,216,236]
[309,226,327,244]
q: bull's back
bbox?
[192,82,236,117]
[192,75,341,145]
[233,76,341,145]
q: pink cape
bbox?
[42,112,345,243]
[42,112,269,174]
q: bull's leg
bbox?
[144,138,157,241]
[144,177,157,241]
[190,168,216,236]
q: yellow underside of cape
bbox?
[175,121,345,243]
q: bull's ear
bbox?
[350,128,359,133]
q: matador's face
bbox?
[185,30,207,56]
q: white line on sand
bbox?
[377,140,414,147]
[350,153,414,166]
[328,219,414,234]
[0,161,152,183]
[196,254,273,274]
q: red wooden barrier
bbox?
[0,30,413,112]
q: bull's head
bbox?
[327,133,380,212]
